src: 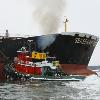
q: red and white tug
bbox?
[5,46,85,81]
[14,47,58,76]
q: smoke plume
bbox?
[33,0,66,34]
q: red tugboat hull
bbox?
[15,64,42,75]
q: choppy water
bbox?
[0,70,100,100]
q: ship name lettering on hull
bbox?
[75,38,97,46]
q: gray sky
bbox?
[0,0,100,65]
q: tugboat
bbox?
[4,44,86,81]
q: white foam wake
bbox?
[84,75,100,84]
[64,75,100,100]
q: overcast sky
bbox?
[0,0,100,65]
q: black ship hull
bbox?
[0,32,99,79]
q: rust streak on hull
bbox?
[0,55,6,80]
[0,63,6,80]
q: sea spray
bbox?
[64,75,100,89]
[64,75,100,99]
[84,75,100,85]
[37,34,57,50]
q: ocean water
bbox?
[0,69,100,100]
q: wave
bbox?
[63,74,100,100]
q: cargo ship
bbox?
[0,29,99,80]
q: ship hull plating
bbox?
[0,32,99,78]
